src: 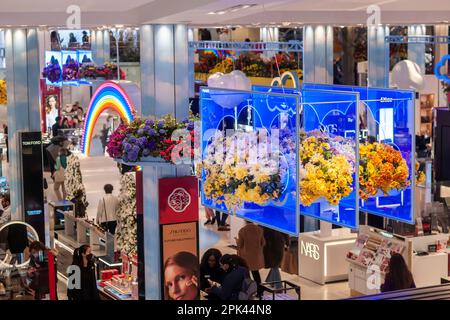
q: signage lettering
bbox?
[300,241,320,260]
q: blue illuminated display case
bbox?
[77,50,93,85]
[303,83,416,224]
[62,50,80,87]
[44,51,62,87]
[200,87,300,235]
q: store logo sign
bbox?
[168,188,191,213]
[300,241,320,260]
[366,265,381,290]
[66,5,81,29]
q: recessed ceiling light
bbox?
[207,12,215,15]
[217,11,226,15]
[115,24,124,28]
[207,4,256,15]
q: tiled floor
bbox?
[45,155,352,300]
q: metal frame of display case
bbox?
[302,82,416,224]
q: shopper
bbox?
[100,124,109,154]
[163,251,199,300]
[53,148,69,201]
[263,227,289,289]
[96,184,119,234]
[200,248,224,293]
[236,221,265,298]
[207,254,248,300]
[26,241,57,300]
[204,207,216,225]
[215,210,229,231]
[67,244,100,300]
[381,253,416,292]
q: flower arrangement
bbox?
[62,56,79,81]
[107,113,198,164]
[0,80,7,105]
[359,142,410,200]
[197,131,284,212]
[94,62,126,80]
[78,62,97,79]
[299,131,355,206]
[42,56,62,83]
[116,172,137,255]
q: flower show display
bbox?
[116,172,137,255]
[62,50,80,86]
[106,114,197,164]
[303,84,416,224]
[200,87,300,234]
[43,51,63,87]
[77,50,94,85]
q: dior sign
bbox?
[300,241,320,260]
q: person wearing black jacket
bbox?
[200,248,225,292]
[263,227,289,288]
[207,254,247,300]
[67,245,100,300]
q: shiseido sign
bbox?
[300,241,320,260]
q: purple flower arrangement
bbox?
[42,56,62,83]
[63,58,79,81]
[107,114,199,164]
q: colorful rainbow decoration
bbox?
[81,81,136,156]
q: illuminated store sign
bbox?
[300,241,320,260]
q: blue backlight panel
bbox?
[303,83,415,224]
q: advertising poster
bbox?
[40,79,61,133]
[161,222,199,300]
[159,176,199,301]
[44,51,62,87]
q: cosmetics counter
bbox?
[347,226,449,296]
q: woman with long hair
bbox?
[67,244,99,300]
[164,251,199,300]
[381,253,416,292]
[199,248,224,292]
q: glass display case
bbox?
[200,87,299,235]
[303,84,416,224]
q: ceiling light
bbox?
[207,4,256,15]
[115,24,124,28]
[282,22,291,26]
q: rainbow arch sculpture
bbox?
[81,81,136,156]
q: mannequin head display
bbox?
[163,251,199,300]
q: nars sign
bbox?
[300,241,320,260]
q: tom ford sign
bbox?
[300,241,320,260]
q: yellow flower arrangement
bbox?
[0,80,7,105]
[198,133,284,212]
[359,142,410,200]
[300,132,354,207]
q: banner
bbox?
[159,176,199,225]
[159,176,199,301]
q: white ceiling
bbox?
[0,0,449,27]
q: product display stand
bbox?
[121,158,191,300]
[298,228,357,284]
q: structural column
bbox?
[138,24,191,300]
[303,25,334,84]
[408,25,426,74]
[140,24,189,120]
[91,29,110,65]
[5,28,41,220]
[368,25,389,87]
[435,24,448,107]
